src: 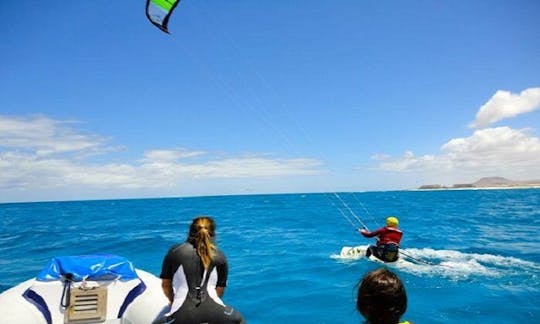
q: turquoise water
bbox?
[1,189,539,323]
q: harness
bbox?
[376,243,400,262]
[190,266,213,306]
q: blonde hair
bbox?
[187,216,216,269]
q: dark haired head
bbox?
[356,268,407,324]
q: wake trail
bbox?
[331,246,540,280]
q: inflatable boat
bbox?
[0,254,169,323]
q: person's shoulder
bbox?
[168,242,194,254]
[214,247,226,257]
[213,248,227,263]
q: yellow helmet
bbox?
[386,216,399,227]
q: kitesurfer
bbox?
[357,267,412,324]
[156,216,245,324]
[359,216,403,262]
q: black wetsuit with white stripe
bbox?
[158,242,244,324]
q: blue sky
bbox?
[1,1,540,203]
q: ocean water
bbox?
[1,189,539,323]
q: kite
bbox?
[146,0,181,33]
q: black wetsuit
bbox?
[157,242,245,324]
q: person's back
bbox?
[157,216,244,324]
[356,268,411,324]
[162,242,228,314]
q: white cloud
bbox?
[0,152,322,192]
[370,153,390,161]
[0,115,323,201]
[0,115,108,156]
[374,87,540,185]
[200,157,321,178]
[375,127,540,181]
[470,87,540,129]
[375,152,442,173]
[142,149,206,162]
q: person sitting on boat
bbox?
[156,216,245,324]
[359,216,403,262]
[357,267,412,324]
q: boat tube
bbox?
[0,254,169,323]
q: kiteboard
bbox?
[339,245,367,259]
[337,245,392,264]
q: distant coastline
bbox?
[418,177,540,190]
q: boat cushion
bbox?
[36,254,139,282]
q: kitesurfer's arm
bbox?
[359,228,383,238]
[161,279,174,304]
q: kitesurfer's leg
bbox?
[366,245,376,257]
[373,246,387,261]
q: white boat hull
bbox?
[0,269,169,324]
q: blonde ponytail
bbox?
[188,216,216,269]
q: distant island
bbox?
[418,177,540,190]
